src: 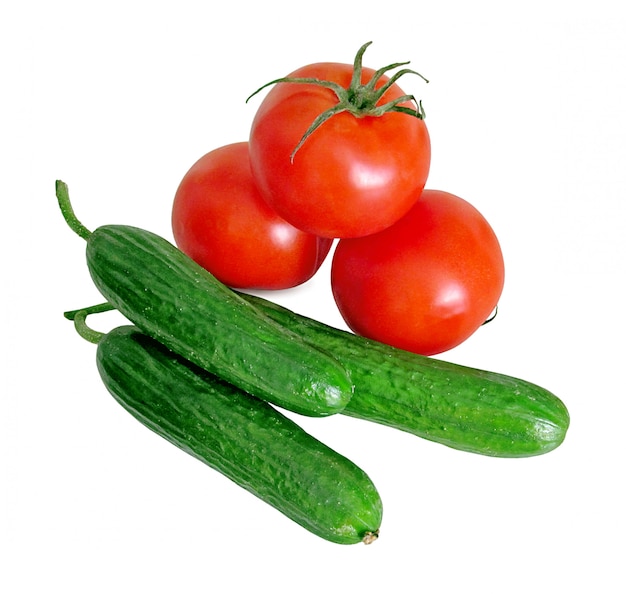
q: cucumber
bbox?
[81,321,382,544]
[239,293,570,458]
[56,180,352,417]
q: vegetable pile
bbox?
[58,43,569,546]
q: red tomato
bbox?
[248,48,431,238]
[172,142,332,290]
[331,189,505,356]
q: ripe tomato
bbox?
[331,189,505,356]
[172,142,332,290]
[248,44,431,238]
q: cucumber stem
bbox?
[56,180,92,240]
[64,302,115,344]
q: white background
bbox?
[3,1,625,592]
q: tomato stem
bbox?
[64,302,115,344]
[482,306,499,326]
[247,42,428,161]
[56,180,92,240]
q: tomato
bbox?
[330,189,505,356]
[248,44,431,238]
[171,142,332,290]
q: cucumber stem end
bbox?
[362,530,379,545]
[64,302,115,344]
[56,180,93,240]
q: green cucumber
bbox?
[56,180,352,417]
[239,293,570,458]
[69,314,381,545]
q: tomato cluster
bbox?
[171,43,504,356]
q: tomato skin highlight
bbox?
[172,142,332,290]
[331,189,505,356]
[248,62,431,238]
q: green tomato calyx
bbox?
[247,41,428,161]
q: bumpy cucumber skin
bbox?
[85,225,352,417]
[96,325,382,545]
[240,293,570,458]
